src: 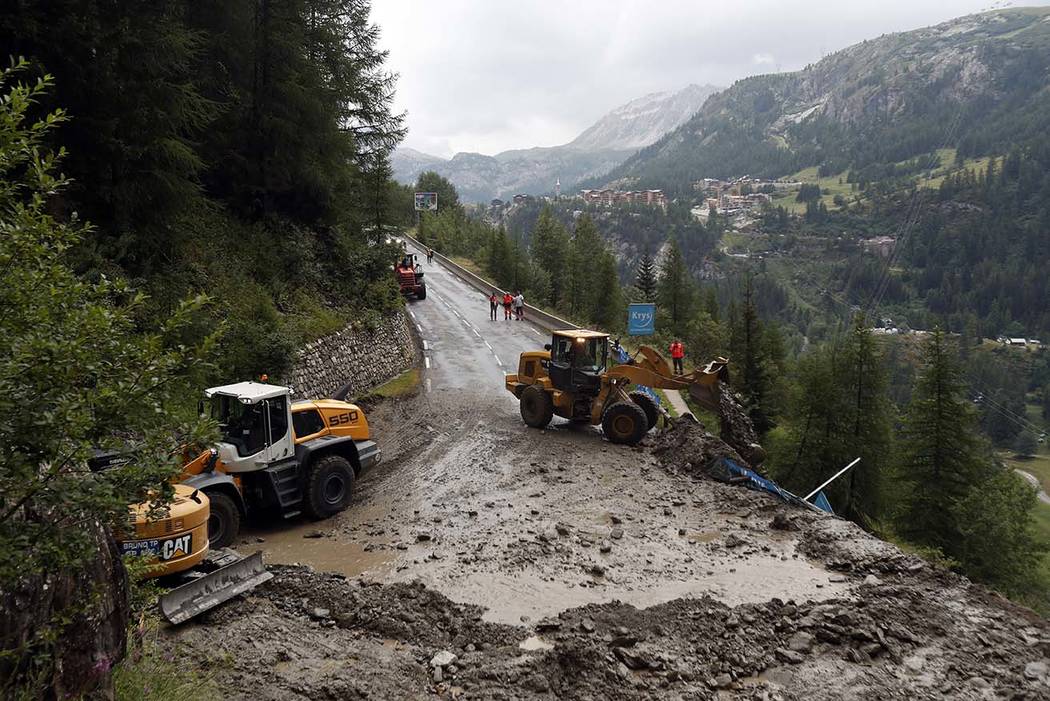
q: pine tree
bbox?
[734,275,773,433]
[657,237,694,337]
[592,251,625,330]
[896,329,991,553]
[635,250,657,302]
[841,317,893,524]
[564,214,602,319]
[531,206,570,306]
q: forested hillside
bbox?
[593,7,1050,193]
[0,0,409,380]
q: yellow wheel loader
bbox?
[180,381,382,549]
[505,329,754,452]
[107,380,380,623]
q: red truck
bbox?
[395,253,426,300]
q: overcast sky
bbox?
[371,1,1032,157]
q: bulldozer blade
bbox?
[159,551,273,625]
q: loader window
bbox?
[265,397,289,445]
[211,396,268,457]
[292,408,325,438]
[570,338,607,373]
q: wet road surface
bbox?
[247,243,854,624]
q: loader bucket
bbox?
[688,379,721,414]
[159,551,273,625]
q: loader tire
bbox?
[416,285,427,300]
[305,454,355,519]
[520,385,554,428]
[629,391,660,431]
[205,490,240,550]
[602,402,648,445]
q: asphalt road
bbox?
[400,239,548,397]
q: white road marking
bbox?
[415,322,422,333]
[424,357,431,369]
[531,328,542,335]
[426,378,432,393]
[472,328,481,338]
[408,309,417,320]
[422,340,430,350]
[493,354,503,366]
[484,341,493,350]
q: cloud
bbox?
[371,0,1020,157]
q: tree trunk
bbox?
[1,524,129,700]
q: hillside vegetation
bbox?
[596,7,1050,193]
[0,0,410,382]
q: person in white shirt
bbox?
[513,292,525,321]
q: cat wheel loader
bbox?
[506,330,759,456]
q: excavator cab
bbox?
[547,330,608,396]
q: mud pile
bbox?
[177,561,1050,700]
[651,414,749,472]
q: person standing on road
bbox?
[502,292,513,320]
[513,291,525,321]
[489,292,499,321]
[669,339,685,375]
[426,248,434,264]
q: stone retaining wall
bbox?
[283,311,419,400]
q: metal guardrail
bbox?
[400,231,579,333]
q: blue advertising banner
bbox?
[627,303,655,336]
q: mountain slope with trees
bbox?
[594,7,1050,193]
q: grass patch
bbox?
[776,166,856,213]
[1000,451,1050,493]
[653,388,679,418]
[113,616,222,701]
[370,367,420,399]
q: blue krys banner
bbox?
[627,303,656,336]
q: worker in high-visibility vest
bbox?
[669,339,685,375]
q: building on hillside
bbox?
[861,235,896,258]
[579,188,668,209]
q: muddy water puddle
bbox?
[245,520,398,578]
[407,553,853,626]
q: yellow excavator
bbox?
[506,329,763,462]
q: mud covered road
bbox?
[170,250,1050,698]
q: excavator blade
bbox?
[159,551,273,625]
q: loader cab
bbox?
[205,382,296,473]
[547,330,608,396]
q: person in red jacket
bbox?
[502,292,514,320]
[669,339,685,375]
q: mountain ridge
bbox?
[391,84,720,202]
[587,7,1050,193]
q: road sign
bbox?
[627,303,655,336]
[414,192,438,212]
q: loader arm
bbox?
[609,346,729,414]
